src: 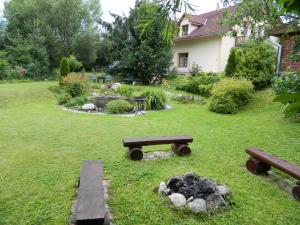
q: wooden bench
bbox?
[123,136,193,161]
[245,147,300,201]
[76,160,109,225]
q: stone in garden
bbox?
[82,103,97,110]
[200,179,217,194]
[163,188,171,196]
[206,193,226,208]
[187,196,194,203]
[216,185,230,196]
[168,193,186,207]
[111,83,121,90]
[158,181,167,195]
[187,198,207,212]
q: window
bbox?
[182,25,189,36]
[179,53,188,67]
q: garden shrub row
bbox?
[176,72,221,97]
[209,78,254,114]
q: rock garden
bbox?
[51,73,170,115]
[158,172,231,213]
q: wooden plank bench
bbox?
[122,135,193,161]
[245,147,300,201]
[76,160,109,225]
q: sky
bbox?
[0,0,222,21]
[101,0,222,22]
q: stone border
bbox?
[61,104,173,117]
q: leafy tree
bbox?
[220,0,281,39]
[3,0,101,71]
[73,29,99,70]
[118,1,173,84]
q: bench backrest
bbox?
[246,147,300,180]
[123,136,193,147]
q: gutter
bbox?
[267,39,282,75]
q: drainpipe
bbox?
[267,38,282,75]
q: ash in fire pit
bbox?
[158,172,231,213]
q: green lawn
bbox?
[0,82,300,225]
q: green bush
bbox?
[176,72,221,96]
[106,100,134,114]
[198,84,213,97]
[59,57,70,79]
[225,40,277,89]
[116,86,134,98]
[61,73,88,97]
[57,93,72,105]
[67,55,82,72]
[64,96,87,108]
[272,72,300,95]
[140,89,167,110]
[209,78,254,114]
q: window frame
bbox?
[178,53,189,68]
[182,25,189,36]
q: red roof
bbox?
[175,6,236,42]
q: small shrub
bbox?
[209,78,254,114]
[59,57,70,79]
[106,100,134,114]
[64,96,87,108]
[117,86,134,98]
[140,89,167,110]
[61,73,88,97]
[189,63,202,76]
[57,93,72,105]
[272,72,300,95]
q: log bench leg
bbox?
[171,143,191,156]
[128,147,143,161]
[292,185,300,201]
[246,157,271,174]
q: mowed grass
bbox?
[0,82,299,225]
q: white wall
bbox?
[173,36,236,73]
[220,36,236,71]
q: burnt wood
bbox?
[123,136,193,147]
[76,160,107,225]
[246,147,300,180]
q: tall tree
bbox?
[119,0,173,84]
[3,0,101,70]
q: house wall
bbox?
[280,37,300,71]
[173,36,235,73]
[220,36,236,71]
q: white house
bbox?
[173,6,237,74]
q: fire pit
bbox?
[158,172,231,213]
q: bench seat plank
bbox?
[76,160,106,224]
[246,147,300,180]
[123,136,193,147]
